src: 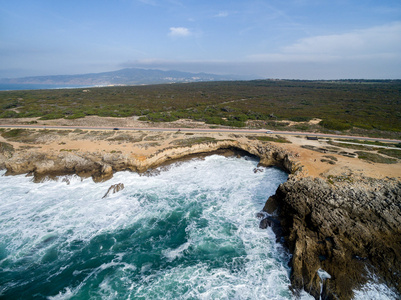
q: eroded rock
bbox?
[0,140,300,180]
[270,177,401,299]
[102,183,125,199]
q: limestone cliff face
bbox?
[267,176,401,299]
[1,140,300,181]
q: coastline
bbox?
[1,120,400,299]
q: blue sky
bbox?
[1,0,401,79]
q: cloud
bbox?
[249,22,401,62]
[121,52,401,80]
[168,27,191,37]
[137,0,157,6]
[215,11,229,18]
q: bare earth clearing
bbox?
[1,116,400,180]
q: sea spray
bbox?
[0,155,292,299]
[0,155,396,299]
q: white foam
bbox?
[0,156,310,299]
[163,241,191,261]
[317,268,331,280]
[354,271,398,300]
[47,287,76,300]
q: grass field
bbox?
[1,80,400,137]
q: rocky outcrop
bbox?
[102,183,125,198]
[4,151,103,182]
[1,140,300,181]
[0,141,14,169]
[265,176,401,299]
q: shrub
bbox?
[170,137,217,147]
[356,151,397,164]
[1,129,24,138]
[204,116,224,125]
[319,119,352,131]
[39,113,65,120]
[18,111,43,118]
[65,112,86,119]
[248,135,291,143]
[378,149,401,159]
[289,116,312,122]
[224,120,246,127]
[2,100,19,110]
[0,141,14,155]
[0,110,18,118]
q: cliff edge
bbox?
[0,127,400,299]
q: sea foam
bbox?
[0,155,397,299]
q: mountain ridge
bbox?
[0,68,249,86]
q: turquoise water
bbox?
[0,155,396,299]
[0,155,293,299]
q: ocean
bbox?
[0,84,92,91]
[0,155,396,299]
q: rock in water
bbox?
[259,217,272,229]
[102,183,124,199]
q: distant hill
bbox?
[0,68,248,86]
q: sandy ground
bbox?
[1,117,400,180]
[0,116,324,130]
[0,116,213,129]
[283,135,401,179]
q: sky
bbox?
[1,0,401,79]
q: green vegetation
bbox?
[110,150,122,154]
[64,112,86,119]
[377,149,401,159]
[1,129,70,143]
[0,141,14,155]
[72,129,85,134]
[107,133,145,143]
[356,151,398,164]
[328,141,373,151]
[1,129,25,138]
[335,139,399,147]
[330,139,401,151]
[323,155,338,161]
[39,113,66,120]
[321,159,336,165]
[327,175,354,184]
[319,119,352,131]
[143,134,169,141]
[247,135,291,143]
[169,137,217,147]
[0,80,400,137]
[0,110,19,118]
[321,155,338,164]
[2,99,19,110]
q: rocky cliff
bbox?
[0,140,300,181]
[265,176,401,299]
[1,137,400,299]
